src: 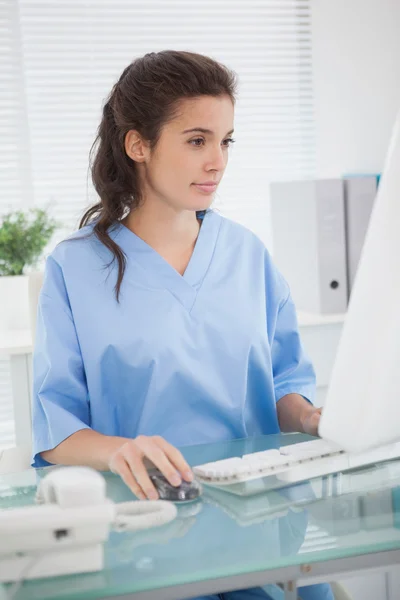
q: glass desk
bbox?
[2,433,400,600]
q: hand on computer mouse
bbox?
[108,435,194,501]
[149,470,202,502]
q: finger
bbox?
[314,413,322,425]
[311,413,321,435]
[113,457,146,500]
[123,442,160,500]
[153,436,193,481]
[135,437,183,487]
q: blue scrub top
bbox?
[32,210,315,467]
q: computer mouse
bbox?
[149,471,202,502]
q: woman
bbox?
[32,50,332,600]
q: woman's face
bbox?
[136,95,235,213]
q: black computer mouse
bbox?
[149,471,202,502]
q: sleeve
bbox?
[271,289,316,405]
[31,255,91,468]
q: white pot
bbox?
[0,275,30,333]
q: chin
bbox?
[177,202,212,213]
[173,190,215,213]
[188,198,215,212]
[195,201,213,211]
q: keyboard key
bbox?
[243,450,292,469]
[242,450,281,461]
[279,439,342,460]
[194,458,242,479]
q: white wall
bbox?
[309,3,400,599]
[312,0,400,178]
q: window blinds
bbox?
[17,0,315,245]
[0,0,315,448]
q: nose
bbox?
[205,145,226,172]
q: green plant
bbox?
[0,208,57,276]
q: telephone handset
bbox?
[35,466,178,530]
[0,466,177,585]
[35,465,108,507]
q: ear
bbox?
[124,130,150,163]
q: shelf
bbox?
[0,330,33,356]
[297,311,346,327]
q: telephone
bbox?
[0,466,177,585]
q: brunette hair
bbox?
[80,50,237,300]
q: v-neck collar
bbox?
[110,210,221,311]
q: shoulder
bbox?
[212,210,265,250]
[212,210,290,304]
[49,223,105,267]
[211,209,277,268]
[42,223,118,299]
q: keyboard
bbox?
[193,438,400,492]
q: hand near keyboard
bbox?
[277,394,322,436]
[301,407,322,436]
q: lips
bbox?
[194,181,218,186]
[193,182,218,193]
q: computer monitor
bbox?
[319,109,400,453]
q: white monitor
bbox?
[319,109,400,453]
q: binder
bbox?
[270,179,348,315]
[343,175,378,298]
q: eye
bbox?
[189,138,205,147]
[222,137,236,148]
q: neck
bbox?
[122,201,201,254]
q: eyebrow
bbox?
[181,127,234,136]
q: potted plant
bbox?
[0,208,57,333]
